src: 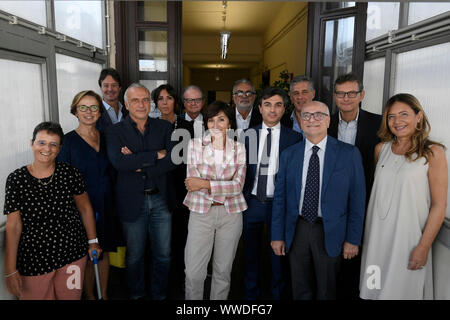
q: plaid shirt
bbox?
[183,135,247,214]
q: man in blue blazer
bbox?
[105,83,175,300]
[243,87,302,300]
[271,101,365,300]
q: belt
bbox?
[144,188,159,195]
[299,215,323,224]
[211,201,223,206]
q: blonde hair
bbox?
[70,90,104,115]
[378,93,445,163]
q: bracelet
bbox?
[88,238,99,244]
[5,270,18,278]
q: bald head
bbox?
[300,101,330,144]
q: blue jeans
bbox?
[121,193,172,300]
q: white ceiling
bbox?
[182,1,286,36]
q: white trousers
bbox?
[185,205,243,300]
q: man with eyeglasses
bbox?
[232,79,262,129]
[281,75,316,133]
[180,85,205,123]
[271,101,365,300]
[97,68,128,133]
[328,72,382,299]
[105,83,176,300]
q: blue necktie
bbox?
[256,128,272,202]
[301,146,320,222]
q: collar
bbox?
[186,112,203,122]
[305,135,327,153]
[338,108,359,124]
[236,107,253,121]
[262,121,281,131]
[102,99,123,111]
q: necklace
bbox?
[31,163,55,186]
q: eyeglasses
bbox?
[35,140,60,148]
[77,105,100,112]
[233,90,255,97]
[300,112,329,121]
[334,91,361,99]
[184,98,203,105]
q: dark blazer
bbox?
[97,103,128,134]
[243,124,302,199]
[280,112,294,129]
[105,116,176,222]
[271,136,366,257]
[166,115,194,209]
[328,108,382,199]
[235,106,263,129]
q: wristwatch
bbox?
[88,238,99,244]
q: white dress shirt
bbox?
[236,108,253,130]
[338,109,359,145]
[251,122,281,198]
[102,100,125,124]
[185,112,203,123]
[299,136,327,217]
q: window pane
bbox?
[362,58,385,115]
[0,58,46,228]
[56,54,103,134]
[137,1,167,22]
[138,31,168,72]
[393,42,450,219]
[408,2,450,25]
[0,0,46,26]
[366,2,400,41]
[321,16,355,111]
[54,0,104,48]
[324,2,355,11]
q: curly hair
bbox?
[378,93,445,163]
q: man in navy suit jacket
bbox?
[105,83,175,300]
[271,101,365,300]
[243,87,302,300]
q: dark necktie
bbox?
[301,146,320,222]
[256,128,272,202]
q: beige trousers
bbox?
[184,205,243,300]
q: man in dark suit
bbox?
[328,73,382,299]
[281,75,315,133]
[242,87,302,300]
[97,68,128,133]
[105,83,175,300]
[271,101,366,300]
[232,79,262,129]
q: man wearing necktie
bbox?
[243,87,302,300]
[271,101,366,300]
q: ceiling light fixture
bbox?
[220,1,230,59]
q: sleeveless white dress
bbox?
[360,142,433,300]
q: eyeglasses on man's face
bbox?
[334,91,361,99]
[233,90,256,98]
[77,105,100,112]
[184,98,203,105]
[300,111,329,121]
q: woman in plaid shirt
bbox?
[183,101,247,300]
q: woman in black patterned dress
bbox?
[3,122,101,300]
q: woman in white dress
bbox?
[360,93,447,300]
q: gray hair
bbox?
[181,85,205,100]
[232,79,255,93]
[124,82,150,104]
[290,75,314,92]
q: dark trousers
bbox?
[289,217,341,300]
[243,197,285,300]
